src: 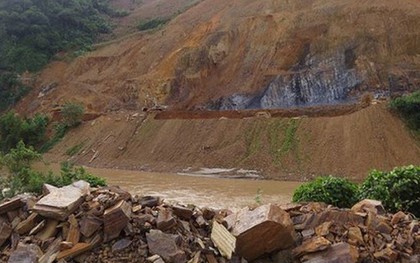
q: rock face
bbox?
[229,204,296,260]
[212,53,365,110]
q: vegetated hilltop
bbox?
[17,0,420,114]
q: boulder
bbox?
[230,204,296,261]
[302,242,359,263]
[103,200,131,242]
[146,229,186,263]
[7,243,42,263]
[351,199,385,215]
[156,208,176,231]
[32,182,88,220]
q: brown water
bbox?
[36,163,301,210]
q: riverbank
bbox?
[33,162,301,211]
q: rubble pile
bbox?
[0,181,418,263]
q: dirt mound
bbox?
[44,103,420,181]
[17,0,420,115]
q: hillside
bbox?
[44,103,420,181]
[13,0,420,180]
[16,0,420,114]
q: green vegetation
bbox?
[0,72,29,111]
[0,0,128,110]
[138,18,170,31]
[389,91,420,131]
[61,102,85,128]
[66,142,86,156]
[0,142,106,200]
[0,111,48,153]
[243,122,264,160]
[293,166,420,217]
[359,166,420,217]
[293,176,359,208]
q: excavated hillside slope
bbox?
[18,0,420,114]
[45,103,420,181]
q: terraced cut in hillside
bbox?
[45,103,420,181]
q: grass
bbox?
[66,141,86,156]
[243,121,264,160]
[268,119,302,166]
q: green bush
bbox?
[292,176,359,208]
[0,143,106,200]
[389,91,420,130]
[138,18,170,31]
[0,111,49,153]
[0,72,29,111]
[61,102,85,128]
[54,161,107,188]
[359,166,420,217]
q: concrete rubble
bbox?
[0,182,417,262]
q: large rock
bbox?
[230,204,296,261]
[146,229,186,263]
[351,199,385,215]
[8,243,43,263]
[103,200,131,242]
[32,181,89,220]
[302,242,359,263]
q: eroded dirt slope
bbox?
[44,103,420,181]
[17,0,420,114]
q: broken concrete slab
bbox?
[230,204,296,261]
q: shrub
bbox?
[61,102,85,128]
[55,162,107,188]
[138,18,170,31]
[359,166,420,217]
[292,176,359,208]
[0,143,106,200]
[0,111,49,152]
[389,91,420,130]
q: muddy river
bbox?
[36,164,301,210]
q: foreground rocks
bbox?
[0,182,418,263]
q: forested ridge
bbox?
[0,0,120,110]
